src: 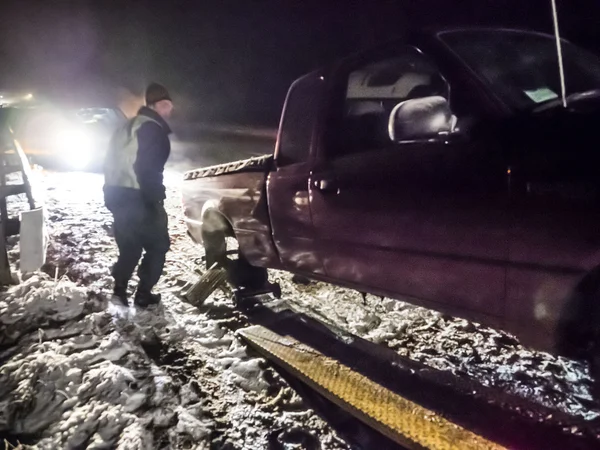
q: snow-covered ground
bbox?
[0,171,350,449]
[1,169,599,449]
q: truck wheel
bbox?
[201,222,268,291]
[556,267,600,397]
[591,346,600,398]
[202,228,228,269]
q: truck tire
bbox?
[202,227,227,269]
[201,215,268,291]
[555,267,600,397]
[590,346,600,398]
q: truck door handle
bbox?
[313,177,338,193]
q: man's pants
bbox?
[110,202,170,293]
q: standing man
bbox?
[104,83,174,307]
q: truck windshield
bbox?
[74,108,122,126]
[439,30,600,111]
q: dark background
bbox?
[0,0,599,125]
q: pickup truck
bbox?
[183,28,600,375]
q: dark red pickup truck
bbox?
[183,28,600,372]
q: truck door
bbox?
[267,73,326,274]
[506,121,600,350]
[309,46,510,323]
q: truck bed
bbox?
[182,152,281,269]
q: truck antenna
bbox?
[551,0,567,108]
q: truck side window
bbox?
[277,74,323,166]
[336,48,449,156]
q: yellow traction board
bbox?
[238,325,506,450]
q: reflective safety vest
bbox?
[104,115,160,189]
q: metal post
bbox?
[0,153,12,284]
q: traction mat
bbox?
[238,325,506,450]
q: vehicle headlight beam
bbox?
[55,129,92,169]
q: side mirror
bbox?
[388,96,457,143]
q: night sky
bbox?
[1,0,599,125]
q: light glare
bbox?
[56,129,92,169]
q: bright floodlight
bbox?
[24,93,33,100]
[56,129,92,169]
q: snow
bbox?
[0,171,349,449]
[1,169,599,449]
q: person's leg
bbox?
[112,204,144,302]
[136,203,170,303]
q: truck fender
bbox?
[200,201,233,234]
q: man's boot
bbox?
[134,289,161,307]
[112,283,129,307]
